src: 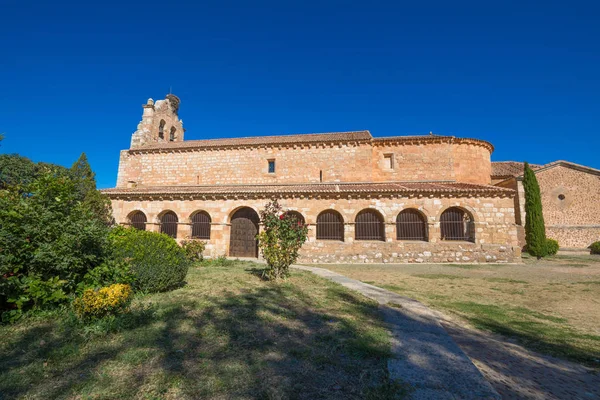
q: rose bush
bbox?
[257,200,308,280]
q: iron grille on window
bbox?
[160,211,178,238]
[396,209,427,241]
[355,209,385,241]
[440,207,475,242]
[268,160,275,173]
[283,211,305,226]
[316,210,344,241]
[191,211,211,239]
[130,211,147,231]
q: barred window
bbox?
[396,209,428,241]
[283,211,305,226]
[129,211,147,231]
[440,207,475,242]
[191,211,211,239]
[355,209,385,241]
[160,211,178,238]
[316,210,344,241]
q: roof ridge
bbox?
[182,130,372,143]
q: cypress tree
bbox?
[523,162,547,258]
[71,152,96,195]
[70,153,113,224]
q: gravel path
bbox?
[292,264,500,399]
[294,263,600,400]
[440,318,600,400]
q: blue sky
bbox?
[1,0,599,188]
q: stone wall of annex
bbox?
[535,166,600,248]
[116,140,493,188]
[109,194,520,263]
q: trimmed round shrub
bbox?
[591,241,600,255]
[546,238,559,256]
[110,227,190,292]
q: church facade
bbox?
[103,95,520,263]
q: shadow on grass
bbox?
[0,269,402,399]
[444,301,600,368]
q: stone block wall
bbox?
[109,194,520,263]
[536,165,600,248]
[116,140,493,188]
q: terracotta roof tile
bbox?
[135,131,373,150]
[131,131,494,153]
[102,181,513,197]
[491,162,541,177]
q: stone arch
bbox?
[283,210,306,225]
[126,210,148,231]
[350,205,388,223]
[229,207,260,257]
[316,209,345,241]
[158,119,166,140]
[396,208,428,241]
[225,205,260,224]
[355,208,385,241]
[158,210,179,238]
[439,206,475,242]
[190,210,212,239]
[437,204,480,223]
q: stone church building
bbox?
[103,95,521,263]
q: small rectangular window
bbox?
[384,154,394,170]
[268,160,275,173]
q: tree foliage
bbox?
[0,154,68,189]
[523,162,547,258]
[257,200,308,280]
[0,173,110,321]
[70,153,113,225]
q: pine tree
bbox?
[523,162,547,258]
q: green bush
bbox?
[591,241,600,255]
[110,227,190,292]
[546,238,559,256]
[78,258,135,292]
[181,240,206,262]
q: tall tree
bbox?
[523,162,547,258]
[70,153,113,225]
[71,153,96,195]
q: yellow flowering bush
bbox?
[73,283,133,320]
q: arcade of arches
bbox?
[110,194,519,263]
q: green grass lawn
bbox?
[321,255,600,368]
[0,261,404,399]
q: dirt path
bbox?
[295,263,600,400]
[441,317,600,400]
[292,264,500,399]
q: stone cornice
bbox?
[372,136,494,153]
[102,181,514,201]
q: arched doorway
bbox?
[229,207,260,257]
